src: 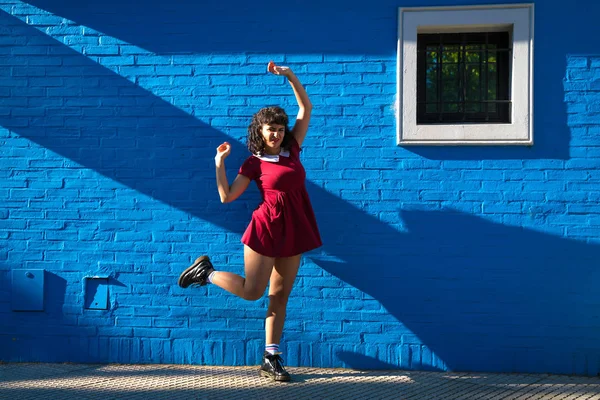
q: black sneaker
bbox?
[178,256,214,288]
[259,352,291,382]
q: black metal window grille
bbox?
[417,32,511,124]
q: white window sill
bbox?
[397,4,535,146]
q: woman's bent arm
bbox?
[215,142,250,203]
[216,164,250,204]
[267,61,312,147]
[287,72,312,147]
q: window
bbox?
[397,4,534,145]
[417,32,510,124]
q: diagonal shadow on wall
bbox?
[24,0,393,56]
[314,208,600,374]
[1,9,600,374]
[0,9,257,232]
[22,0,589,161]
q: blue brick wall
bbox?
[1,0,600,375]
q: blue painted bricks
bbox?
[1,0,600,376]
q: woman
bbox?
[178,61,322,382]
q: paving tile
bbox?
[1,363,600,400]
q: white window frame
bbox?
[397,4,534,145]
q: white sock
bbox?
[265,344,279,355]
[207,271,217,284]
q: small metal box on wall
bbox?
[11,269,45,311]
[84,276,110,310]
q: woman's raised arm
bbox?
[268,61,312,147]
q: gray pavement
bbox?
[1,362,600,400]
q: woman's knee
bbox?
[242,285,265,301]
[268,291,290,310]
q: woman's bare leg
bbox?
[265,254,301,346]
[210,245,274,301]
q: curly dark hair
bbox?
[247,106,291,155]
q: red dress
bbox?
[238,137,322,257]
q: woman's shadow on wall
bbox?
[1,8,599,373]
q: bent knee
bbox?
[243,288,264,301]
[268,292,290,309]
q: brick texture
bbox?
[1,0,600,376]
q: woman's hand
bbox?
[267,60,293,78]
[215,142,231,166]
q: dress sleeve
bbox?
[238,156,260,181]
[288,136,301,157]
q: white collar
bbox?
[253,149,290,162]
